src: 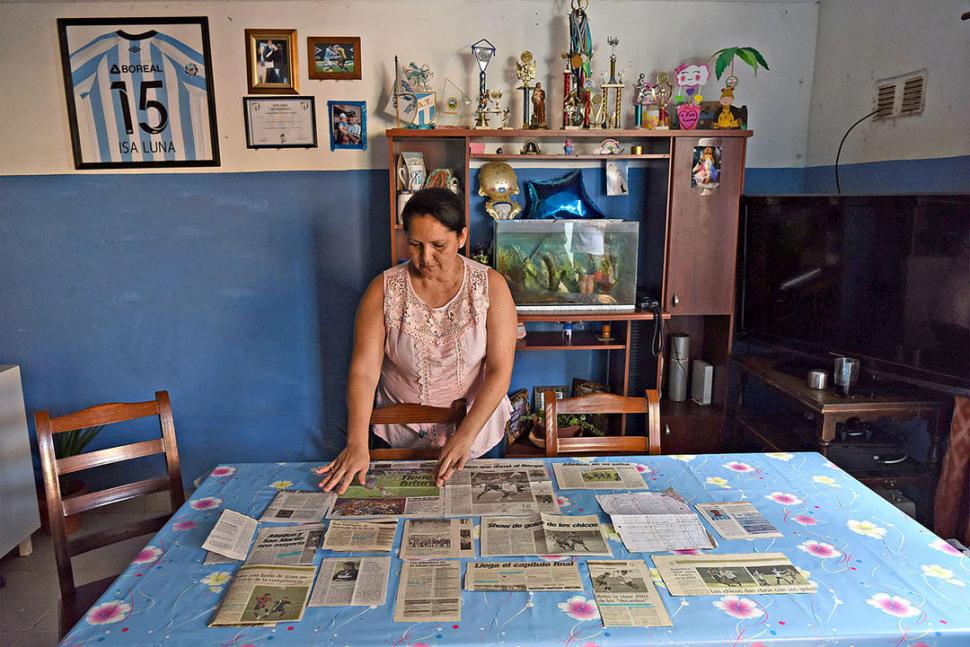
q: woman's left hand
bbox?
[434,430,475,486]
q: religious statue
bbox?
[531,82,547,128]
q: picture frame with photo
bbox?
[533,385,569,412]
[243,96,317,149]
[56,17,220,169]
[328,101,367,151]
[308,36,361,80]
[245,29,299,94]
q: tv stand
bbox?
[730,354,951,526]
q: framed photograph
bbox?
[243,97,317,149]
[533,385,569,412]
[328,101,367,151]
[245,29,299,94]
[308,36,361,80]
[56,17,220,169]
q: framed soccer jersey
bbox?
[57,17,220,169]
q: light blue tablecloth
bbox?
[62,452,970,645]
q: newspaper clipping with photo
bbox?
[327,461,444,519]
[695,502,782,540]
[481,513,611,557]
[209,564,316,626]
[465,561,583,591]
[260,490,334,524]
[552,462,648,490]
[327,460,559,519]
[588,560,672,627]
[202,509,257,561]
[445,460,560,516]
[400,518,474,560]
[245,524,323,566]
[322,520,398,552]
[308,557,390,607]
[393,560,462,622]
[653,553,817,596]
[596,491,715,552]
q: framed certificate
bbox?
[57,17,220,169]
[243,96,317,149]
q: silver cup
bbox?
[833,357,860,396]
[807,369,829,390]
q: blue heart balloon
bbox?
[524,170,606,220]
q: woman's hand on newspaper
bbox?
[435,430,475,486]
[316,443,370,494]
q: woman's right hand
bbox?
[314,443,370,494]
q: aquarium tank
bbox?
[494,220,639,312]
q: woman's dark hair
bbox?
[401,188,465,234]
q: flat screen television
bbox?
[739,194,970,396]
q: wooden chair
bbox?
[542,389,661,457]
[368,399,467,460]
[35,390,185,637]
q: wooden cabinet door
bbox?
[664,137,745,315]
[661,415,726,455]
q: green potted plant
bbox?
[524,412,603,449]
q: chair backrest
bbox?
[543,389,661,457]
[368,399,467,460]
[35,390,185,598]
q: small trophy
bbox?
[515,51,537,129]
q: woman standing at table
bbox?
[317,188,516,493]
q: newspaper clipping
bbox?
[308,557,390,607]
[328,461,444,518]
[322,520,398,552]
[202,509,257,561]
[588,560,672,627]
[245,524,323,566]
[695,502,782,540]
[328,460,559,519]
[445,461,560,516]
[260,490,334,523]
[465,561,583,591]
[394,560,462,622]
[653,553,817,596]
[209,564,315,626]
[552,462,649,490]
[400,519,474,560]
[481,513,611,557]
[596,491,714,552]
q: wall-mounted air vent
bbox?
[899,75,926,115]
[873,70,926,120]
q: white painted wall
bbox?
[0,0,818,175]
[806,0,970,167]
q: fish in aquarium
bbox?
[494,220,638,312]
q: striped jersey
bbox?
[69,29,212,163]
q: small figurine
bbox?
[520,139,542,155]
[531,82,548,128]
[563,139,575,155]
[713,85,742,129]
[594,138,623,154]
[501,106,512,129]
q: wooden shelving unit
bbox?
[385,127,752,455]
[471,154,670,161]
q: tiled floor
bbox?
[1,498,170,647]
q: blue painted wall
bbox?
[1,156,966,487]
